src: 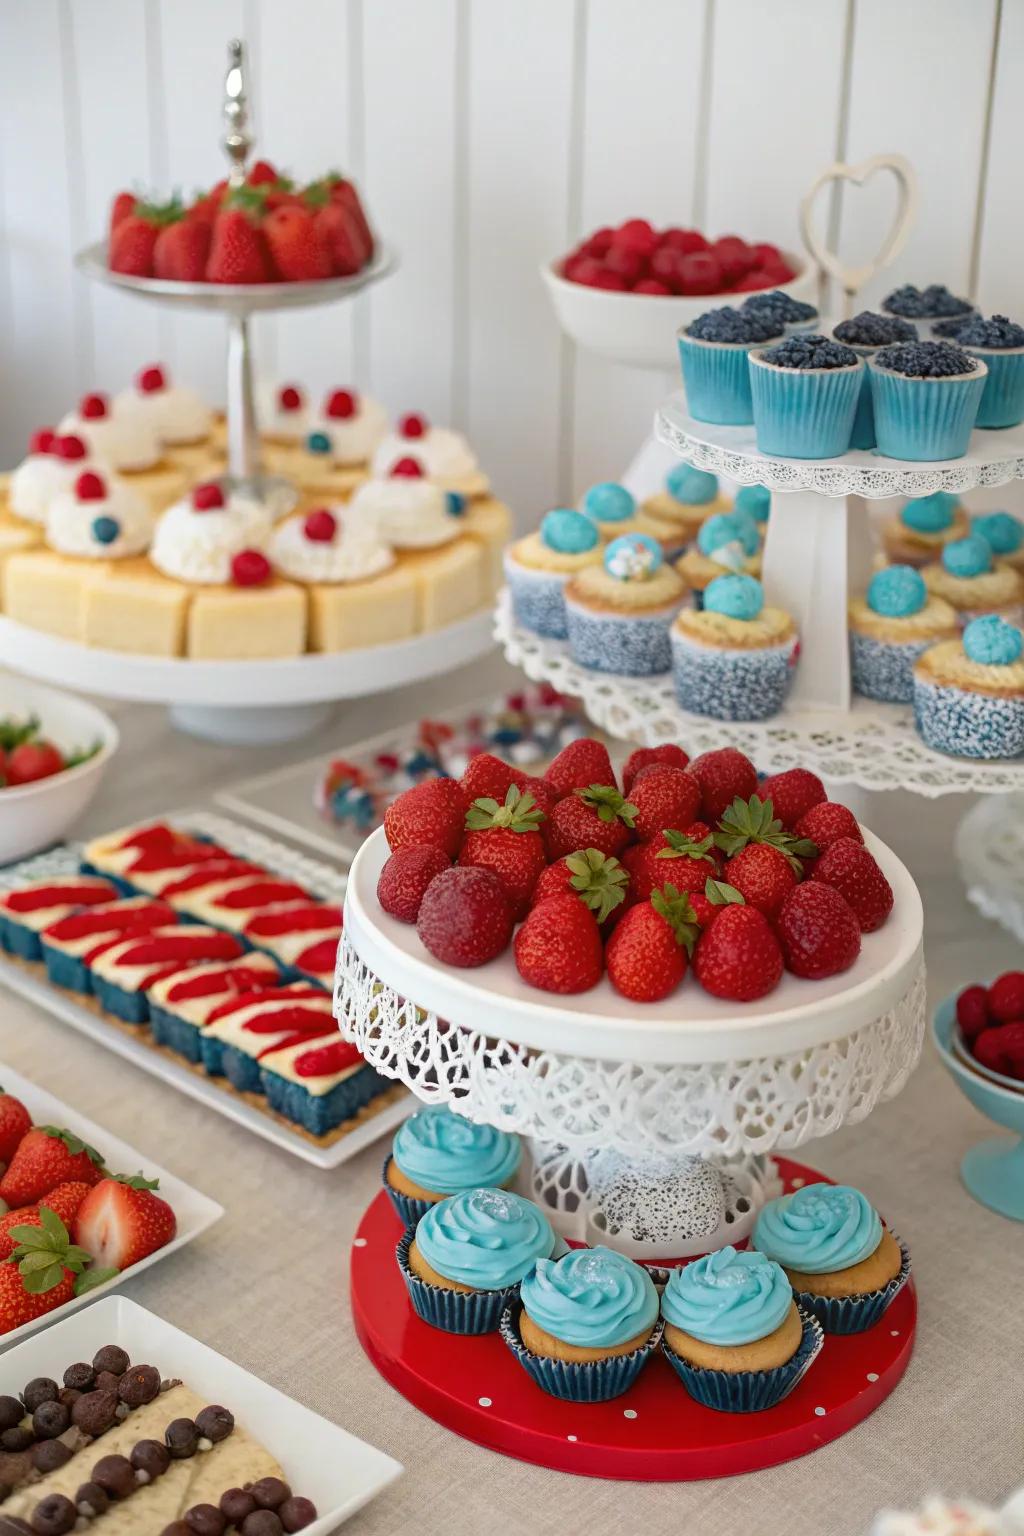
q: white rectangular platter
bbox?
[0,1063,224,1350]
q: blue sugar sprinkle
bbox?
[914,677,1024,759]
[567,604,675,675]
[850,632,935,704]
[507,563,572,639]
[671,634,795,720]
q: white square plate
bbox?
[0,1063,224,1350]
[0,1295,403,1531]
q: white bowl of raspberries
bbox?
[542,219,817,370]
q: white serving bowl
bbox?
[0,675,118,863]
[541,248,818,371]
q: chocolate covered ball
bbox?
[21,1379,58,1414]
[91,1346,129,1377]
[62,1362,95,1392]
[75,1484,109,1519]
[0,1427,32,1453]
[94,1372,120,1395]
[279,1497,318,1532]
[241,1514,283,1536]
[159,1525,190,1536]
[31,1400,69,1440]
[131,1437,171,1480]
[165,1418,199,1459]
[28,1493,77,1534]
[56,1389,80,1412]
[0,1395,23,1431]
[0,1514,32,1533]
[184,1505,227,1535]
[30,1440,72,1474]
[91,1453,135,1499]
[251,1478,290,1510]
[219,1489,257,1523]
[117,1365,160,1408]
[195,1405,233,1444]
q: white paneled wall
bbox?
[0,0,1017,525]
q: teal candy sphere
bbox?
[734,483,771,523]
[942,534,993,578]
[666,463,718,506]
[91,515,120,546]
[900,491,958,533]
[307,430,332,455]
[973,511,1024,556]
[704,572,764,621]
[446,491,466,518]
[963,614,1024,666]
[867,564,927,618]
[583,481,635,524]
[541,508,599,554]
[697,511,759,559]
[604,532,662,580]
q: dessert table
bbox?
[1,651,1020,1536]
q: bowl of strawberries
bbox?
[542,219,816,369]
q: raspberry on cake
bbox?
[258,379,310,445]
[57,391,187,513]
[46,470,154,560]
[314,387,388,464]
[7,428,97,524]
[114,363,213,449]
[0,877,120,960]
[146,951,282,1062]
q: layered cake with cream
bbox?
[0,876,120,960]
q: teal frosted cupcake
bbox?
[581,480,642,541]
[954,314,1024,429]
[913,616,1024,759]
[677,307,783,426]
[638,464,728,555]
[868,341,986,461]
[676,510,762,608]
[882,490,968,567]
[501,1246,661,1402]
[749,335,863,458]
[832,312,919,449]
[503,508,602,639]
[384,1104,521,1226]
[733,482,771,526]
[565,532,687,675]
[849,565,958,704]
[660,1246,822,1412]
[973,510,1024,573]
[399,1187,560,1335]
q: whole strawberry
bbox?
[547,786,637,861]
[0,1257,77,1338]
[795,800,862,855]
[725,843,797,919]
[109,198,179,277]
[693,904,783,1001]
[207,204,272,284]
[544,738,616,798]
[812,837,893,932]
[757,768,826,829]
[264,203,333,281]
[973,1021,1024,1081]
[377,845,451,924]
[0,1206,98,1337]
[606,886,697,1002]
[624,827,718,903]
[459,787,547,916]
[416,867,513,967]
[530,848,629,925]
[514,894,603,994]
[73,1174,177,1269]
[459,752,520,810]
[776,882,861,979]
[0,1128,105,1209]
[956,983,990,1043]
[154,217,212,282]
[312,198,366,276]
[715,794,817,877]
[0,1087,31,1169]
[385,778,466,859]
[687,748,758,823]
[988,971,1024,1024]
[629,764,701,840]
[622,744,690,793]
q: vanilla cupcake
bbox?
[914,615,1024,759]
[46,470,154,559]
[372,411,485,496]
[348,463,461,549]
[150,481,272,583]
[580,481,642,541]
[8,430,94,524]
[504,508,602,638]
[565,532,687,676]
[314,387,388,464]
[638,464,727,553]
[923,534,1024,626]
[676,510,762,606]
[59,390,161,472]
[849,565,959,704]
[270,504,394,582]
[672,573,797,720]
[882,491,969,567]
[258,380,310,445]
[115,363,212,446]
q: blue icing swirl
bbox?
[734,484,771,523]
[867,565,927,619]
[973,511,1023,556]
[942,534,993,579]
[393,1106,521,1194]
[520,1245,659,1349]
[900,491,957,533]
[963,614,1024,666]
[604,532,662,581]
[666,464,718,507]
[415,1187,557,1289]
[697,511,759,560]
[705,573,763,621]
[541,507,599,555]
[583,481,635,525]
[752,1183,882,1274]
[660,1247,792,1346]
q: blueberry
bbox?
[883,283,971,319]
[741,290,817,325]
[760,334,859,370]
[833,310,917,347]
[873,340,977,378]
[686,306,783,344]
[955,313,1024,349]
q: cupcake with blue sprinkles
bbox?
[398,1186,561,1335]
[849,565,957,704]
[384,1104,521,1226]
[678,306,783,425]
[733,482,771,526]
[868,341,986,461]
[580,480,642,541]
[922,533,1024,626]
[638,463,727,554]
[503,508,602,638]
[676,510,762,607]
[660,1246,822,1412]
[913,615,1024,759]
[741,288,819,335]
[565,532,686,675]
[973,510,1024,572]
[748,334,863,458]
[752,1183,910,1335]
[882,283,974,340]
[882,490,968,568]
[954,314,1024,429]
[832,311,918,449]
[501,1245,661,1403]
[671,573,797,721]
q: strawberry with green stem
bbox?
[606,884,700,1003]
[0,1206,117,1336]
[0,1127,105,1209]
[547,785,638,861]
[715,795,817,869]
[530,848,630,926]
[624,826,720,903]
[459,786,547,916]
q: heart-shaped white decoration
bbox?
[800,153,918,316]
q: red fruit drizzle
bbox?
[292,937,338,973]
[204,986,327,1024]
[110,931,242,967]
[45,901,172,941]
[164,961,279,1004]
[256,1023,337,1061]
[293,1037,363,1077]
[244,904,340,937]
[158,860,262,897]
[210,879,308,911]
[126,840,230,874]
[4,882,115,913]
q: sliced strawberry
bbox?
[73,1175,176,1270]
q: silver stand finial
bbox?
[222,37,253,189]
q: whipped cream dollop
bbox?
[270,506,394,583]
[150,482,272,584]
[8,430,90,523]
[59,392,161,471]
[310,388,388,465]
[115,364,211,446]
[46,471,154,559]
[258,381,310,442]
[371,412,478,482]
[348,470,460,548]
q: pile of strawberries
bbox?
[559,219,797,297]
[376,738,895,1005]
[108,159,374,285]
[956,975,1024,1083]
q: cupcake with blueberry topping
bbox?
[46,470,154,560]
[638,464,727,554]
[973,510,1024,573]
[660,1246,822,1412]
[565,532,687,675]
[580,480,642,541]
[677,306,784,425]
[371,411,486,497]
[501,1246,661,1402]
[741,288,819,335]
[676,510,762,607]
[953,314,1024,429]
[882,490,969,568]
[384,1105,522,1226]
[671,573,798,721]
[914,614,1024,759]
[832,312,919,450]
[752,1182,910,1334]
[848,565,958,704]
[922,534,1024,626]
[882,283,974,341]
[504,507,602,638]
[868,341,986,461]
[748,334,863,458]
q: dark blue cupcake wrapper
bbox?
[499,1302,662,1403]
[661,1305,823,1413]
[382,1155,435,1227]
[396,1226,519,1335]
[791,1237,911,1335]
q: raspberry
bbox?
[677,252,725,296]
[973,1021,1024,1082]
[304,509,337,542]
[390,456,424,477]
[230,549,272,587]
[955,983,990,1043]
[988,971,1024,1024]
[75,471,106,502]
[192,482,225,511]
[137,365,167,392]
[326,389,357,418]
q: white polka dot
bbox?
[814,1406,826,1417]
[890,1329,899,1337]
[790,1177,805,1189]
[478,1396,492,1408]
[866,1372,879,1383]
[623,1408,637,1420]
[352,1237,367,1248]
[567,1434,578,1442]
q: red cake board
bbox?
[350,1157,916,1481]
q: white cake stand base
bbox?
[168,701,337,745]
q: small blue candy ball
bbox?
[445,491,466,518]
[666,464,718,506]
[963,614,1023,666]
[942,534,993,579]
[91,515,120,545]
[704,573,764,621]
[603,532,662,581]
[697,511,759,559]
[734,483,771,523]
[973,511,1023,556]
[541,508,599,555]
[307,430,332,455]
[867,564,927,618]
[901,491,958,534]
[583,481,635,524]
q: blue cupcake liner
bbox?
[850,631,938,705]
[791,1238,912,1335]
[661,1306,823,1413]
[868,362,986,461]
[504,556,572,639]
[748,355,862,459]
[91,975,151,1024]
[396,1226,519,1335]
[40,944,93,994]
[967,348,1024,430]
[499,1303,662,1403]
[566,600,677,677]
[913,675,1024,760]
[671,631,796,721]
[149,1004,204,1063]
[382,1154,435,1227]
[261,1063,390,1136]
[678,336,757,426]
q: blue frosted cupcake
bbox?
[922,534,1024,626]
[954,314,1024,429]
[849,566,958,704]
[672,574,797,720]
[638,464,727,555]
[504,508,602,638]
[383,1104,521,1226]
[501,1246,661,1402]
[660,1246,822,1412]
[832,312,918,449]
[580,481,642,541]
[882,283,974,341]
[565,532,687,675]
[676,511,762,608]
[868,341,986,461]
[733,482,771,526]
[677,307,783,425]
[914,615,1024,759]
[741,289,819,336]
[399,1187,560,1335]
[748,335,862,458]
[973,510,1024,573]
[753,1183,909,1335]
[882,490,968,568]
